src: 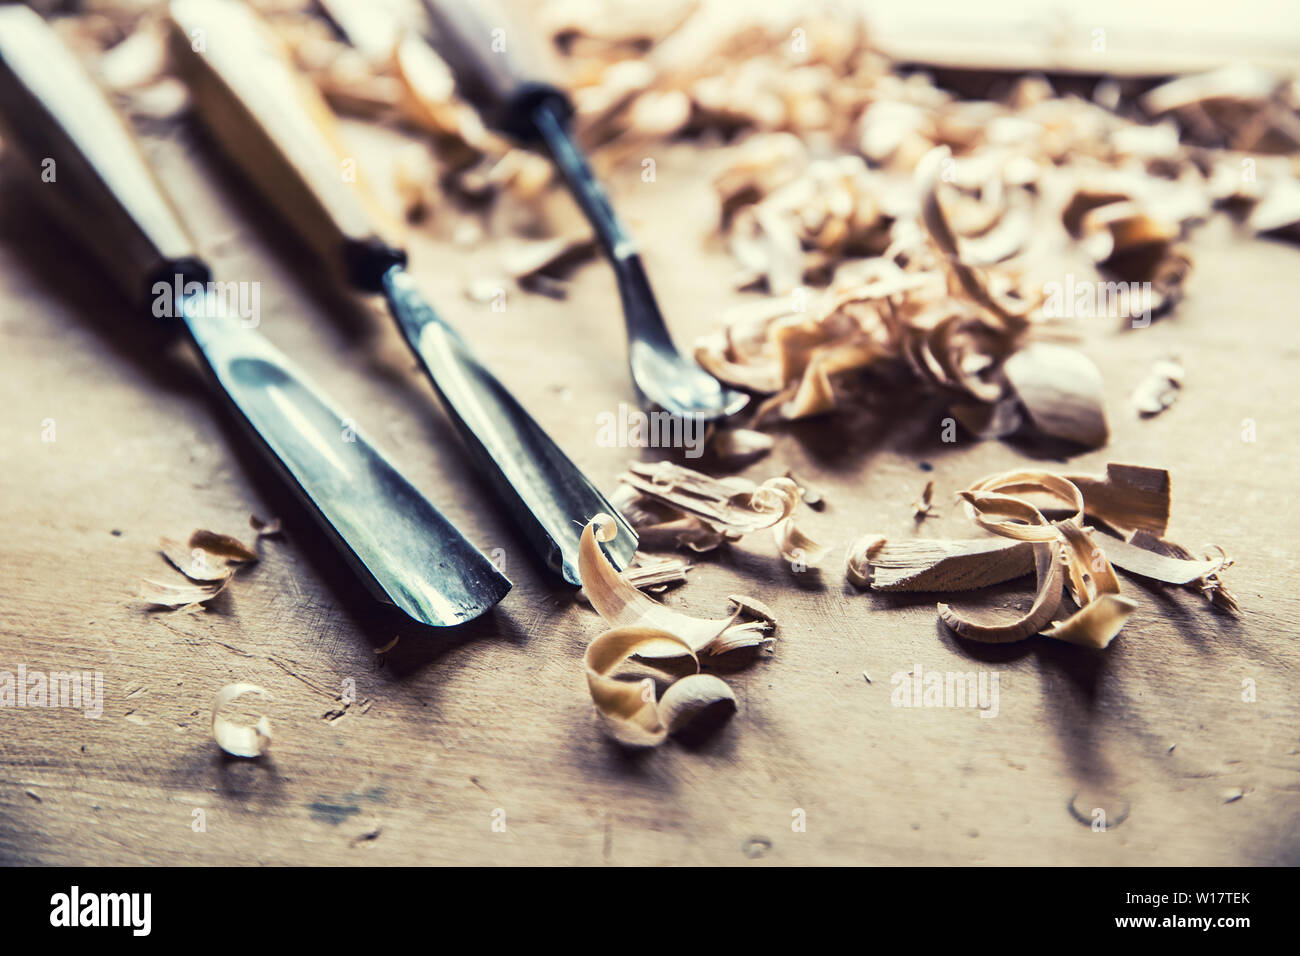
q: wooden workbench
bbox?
[1,114,1297,866]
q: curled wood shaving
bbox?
[845,534,886,589]
[578,514,765,656]
[212,683,272,758]
[727,594,776,625]
[1249,177,1300,239]
[849,464,1236,645]
[617,461,825,567]
[621,461,801,536]
[575,554,691,603]
[773,516,828,566]
[1141,65,1300,153]
[97,21,167,91]
[938,538,1067,644]
[584,627,736,748]
[1079,202,1192,318]
[138,576,228,611]
[1002,343,1109,448]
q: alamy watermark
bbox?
[0,665,103,718]
[50,886,150,936]
[151,273,261,328]
[1042,274,1153,328]
[595,403,707,458]
[891,664,999,718]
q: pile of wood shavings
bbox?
[56,3,1300,392]
[610,460,826,564]
[846,464,1238,647]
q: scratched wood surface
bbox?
[1,104,1298,866]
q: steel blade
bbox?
[181,290,511,626]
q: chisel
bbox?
[421,0,750,422]
[168,0,638,586]
[0,5,510,627]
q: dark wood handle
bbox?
[421,0,572,141]
[0,5,206,307]
[169,0,404,291]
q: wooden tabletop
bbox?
[1,117,1297,866]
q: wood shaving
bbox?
[211,683,272,758]
[847,537,1034,592]
[1064,463,1172,537]
[1249,177,1300,238]
[578,514,766,657]
[1002,343,1109,447]
[138,576,228,611]
[584,627,735,747]
[1132,359,1185,417]
[158,537,235,583]
[913,480,936,520]
[188,529,259,563]
[575,554,691,603]
[727,594,777,625]
[141,524,269,611]
[620,461,801,537]
[616,461,824,567]
[97,21,167,91]
[848,464,1236,645]
[772,516,828,566]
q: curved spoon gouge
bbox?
[422,0,750,422]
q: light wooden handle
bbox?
[0,5,206,307]
[422,0,572,141]
[168,0,404,291]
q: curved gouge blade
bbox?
[382,267,637,584]
[183,291,511,624]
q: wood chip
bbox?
[1132,359,1185,417]
[1003,344,1109,448]
[188,530,259,563]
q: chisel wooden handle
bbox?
[422,0,573,140]
[168,0,404,291]
[0,5,207,307]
